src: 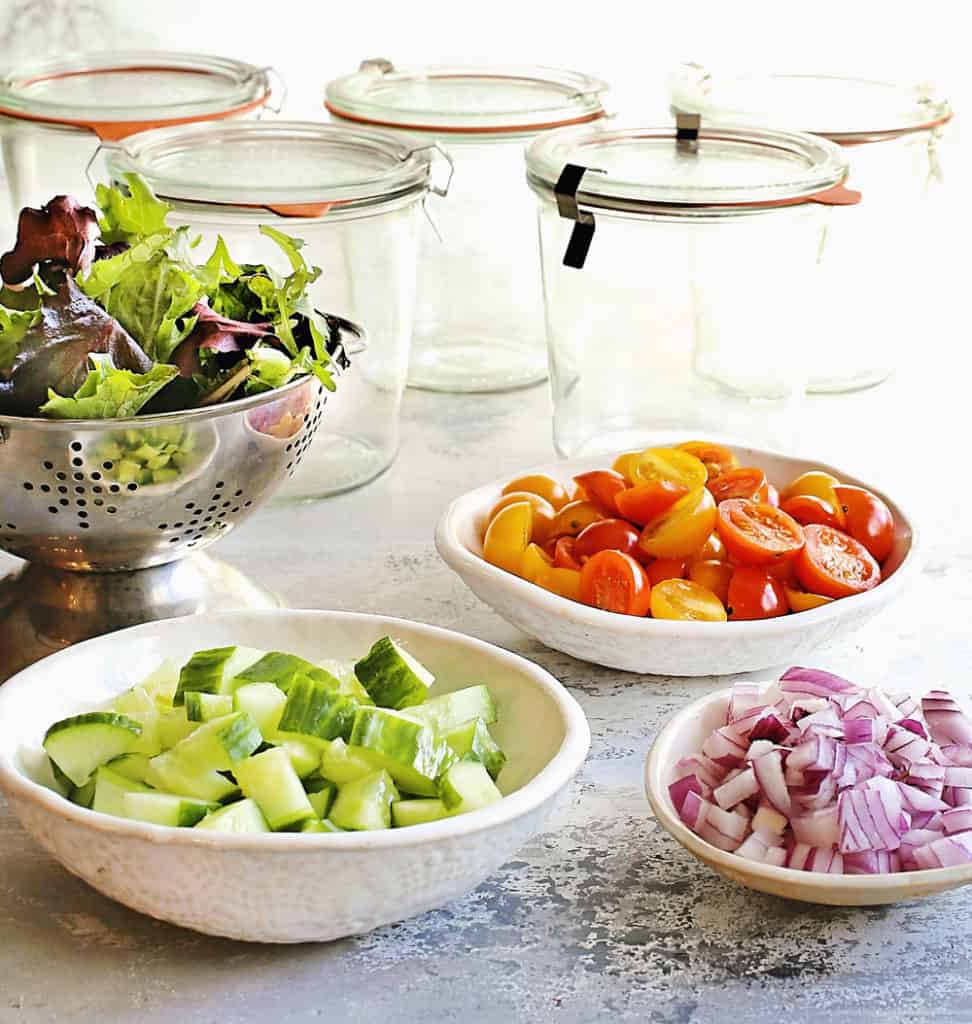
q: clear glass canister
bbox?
[326,61,608,393]
[0,51,273,227]
[670,67,953,392]
[526,122,854,457]
[107,120,433,499]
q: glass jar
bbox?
[0,51,273,226]
[670,66,953,392]
[107,120,434,499]
[326,60,608,393]
[526,122,855,457]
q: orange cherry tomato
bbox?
[483,501,533,574]
[695,532,727,563]
[553,536,583,571]
[783,584,834,612]
[716,499,805,568]
[574,518,641,560]
[795,524,881,599]
[520,543,553,582]
[766,484,780,508]
[727,568,788,620]
[503,474,570,511]
[781,493,843,530]
[650,579,727,622]
[639,487,718,560]
[833,485,894,564]
[675,441,739,481]
[707,466,769,504]
[612,451,642,484]
[629,447,708,492]
[573,470,628,516]
[490,491,557,544]
[615,479,689,527]
[535,566,583,602]
[688,559,733,604]
[646,557,687,586]
[780,471,840,508]
[549,500,604,539]
[579,550,652,616]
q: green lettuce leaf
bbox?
[0,306,41,373]
[96,174,173,245]
[40,352,178,419]
[245,343,317,394]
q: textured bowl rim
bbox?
[435,442,921,643]
[644,686,972,894]
[0,609,591,851]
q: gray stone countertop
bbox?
[2,345,972,1023]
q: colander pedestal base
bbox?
[0,555,283,682]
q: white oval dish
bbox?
[435,444,918,677]
[644,687,972,905]
[0,610,590,943]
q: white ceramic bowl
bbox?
[645,687,972,906]
[436,444,918,677]
[0,610,590,943]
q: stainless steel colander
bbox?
[0,315,362,572]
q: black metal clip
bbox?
[676,112,701,153]
[555,163,596,270]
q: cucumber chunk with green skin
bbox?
[274,736,325,778]
[166,711,262,773]
[43,712,143,787]
[391,798,449,828]
[122,791,219,828]
[49,758,74,796]
[70,777,96,809]
[300,818,345,834]
[146,751,239,802]
[405,685,498,734]
[349,707,457,797]
[307,784,336,820]
[185,692,234,723]
[194,799,270,834]
[138,658,181,706]
[234,747,315,830]
[354,638,433,709]
[445,718,507,780]
[174,646,264,706]
[231,652,320,693]
[158,706,196,749]
[330,770,399,831]
[233,683,287,737]
[92,765,151,817]
[276,674,358,742]
[110,686,163,756]
[107,753,152,784]
[438,761,503,814]
[318,738,377,785]
[316,659,375,705]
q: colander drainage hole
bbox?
[58,499,68,507]
[158,523,168,530]
[106,506,117,515]
[70,442,82,453]
[47,506,57,514]
[42,461,53,470]
[5,523,16,531]
[40,484,50,493]
[22,482,33,491]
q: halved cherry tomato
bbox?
[573,470,628,516]
[520,543,553,582]
[781,493,843,530]
[483,501,533,574]
[833,485,894,564]
[646,558,687,586]
[612,451,641,483]
[766,484,780,508]
[574,518,641,560]
[695,532,727,563]
[783,584,834,612]
[579,550,652,616]
[688,559,733,604]
[716,499,805,567]
[615,480,689,527]
[707,466,769,504]
[639,487,718,559]
[796,524,881,598]
[503,474,569,511]
[553,536,583,570]
[535,566,583,601]
[548,500,604,539]
[780,470,840,508]
[629,447,708,492]
[650,578,727,622]
[490,491,556,544]
[727,568,788,620]
[675,441,738,481]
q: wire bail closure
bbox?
[84,140,123,194]
[555,163,599,270]
[255,65,288,116]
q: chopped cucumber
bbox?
[71,777,97,809]
[232,652,319,692]
[174,646,264,706]
[445,718,507,780]
[233,682,287,736]
[49,758,74,796]
[185,692,234,722]
[145,751,239,802]
[234,747,315,831]
[276,674,358,742]
[354,637,433,709]
[122,791,219,828]
[318,738,377,785]
[316,658,374,705]
[92,765,151,817]
[274,736,326,778]
[438,761,503,815]
[167,711,262,773]
[300,818,345,834]
[107,753,152,784]
[195,798,270,833]
[391,798,449,828]
[405,685,498,734]
[138,658,181,706]
[330,770,399,831]
[109,686,163,756]
[307,784,336,820]
[158,706,197,749]
[44,712,143,787]
[349,707,457,796]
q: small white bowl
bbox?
[644,687,972,906]
[435,444,918,677]
[0,610,590,943]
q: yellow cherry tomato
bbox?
[534,566,582,602]
[650,578,728,622]
[548,500,604,539]
[490,491,556,544]
[612,451,642,484]
[503,474,569,511]
[675,441,739,481]
[629,447,708,492]
[483,501,533,574]
[639,487,717,560]
[783,585,834,612]
[520,542,554,582]
[695,531,727,563]
[780,471,841,508]
[688,559,733,605]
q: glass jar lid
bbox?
[0,51,272,141]
[108,120,433,217]
[670,65,953,143]
[326,59,607,134]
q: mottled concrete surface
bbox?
[3,355,972,1023]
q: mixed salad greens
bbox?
[0,175,345,419]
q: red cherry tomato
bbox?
[553,536,583,571]
[766,484,780,508]
[574,518,641,560]
[646,558,687,586]
[716,499,805,567]
[675,441,739,481]
[727,568,788,620]
[579,550,652,617]
[708,467,770,504]
[795,524,881,598]
[781,493,844,530]
[573,470,628,516]
[615,479,689,527]
[833,486,894,564]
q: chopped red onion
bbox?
[903,761,946,798]
[752,749,792,817]
[805,847,844,873]
[898,718,928,739]
[702,725,749,768]
[897,781,949,814]
[713,767,759,810]
[940,744,972,767]
[764,847,787,867]
[791,806,840,847]
[843,850,900,874]
[752,803,788,835]
[942,808,972,834]
[669,774,702,815]
[916,831,972,869]
[728,682,763,723]
[944,787,972,807]
[922,691,972,746]
[781,667,859,698]
[944,766,972,788]
[675,755,725,789]
[797,705,844,739]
